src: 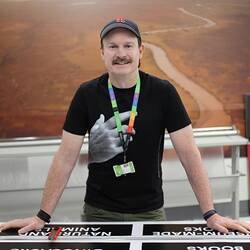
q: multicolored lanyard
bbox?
[108,76,141,162]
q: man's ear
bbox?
[100,48,104,61]
[139,43,144,59]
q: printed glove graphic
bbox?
[89,111,135,163]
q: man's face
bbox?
[101,28,143,76]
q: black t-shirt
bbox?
[63,71,191,213]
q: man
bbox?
[0,18,249,234]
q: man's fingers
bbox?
[239,220,250,231]
[0,217,45,234]
[0,224,9,232]
[108,128,119,138]
[18,224,36,235]
[93,111,138,130]
[99,114,105,123]
[112,145,123,154]
[91,114,105,131]
[0,223,6,232]
[112,137,123,147]
[122,125,136,135]
[207,215,250,234]
[105,111,130,129]
[0,219,24,232]
[227,221,250,234]
[109,126,136,139]
[120,111,132,122]
[210,223,229,234]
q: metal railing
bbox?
[0,126,240,148]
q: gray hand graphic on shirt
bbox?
[89,111,135,163]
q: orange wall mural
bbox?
[0,0,249,138]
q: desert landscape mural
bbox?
[0,0,249,138]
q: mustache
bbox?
[112,57,132,65]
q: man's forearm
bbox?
[186,161,215,214]
[39,151,76,216]
[181,147,215,214]
[170,125,215,214]
[39,131,84,217]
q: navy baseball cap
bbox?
[100,17,141,41]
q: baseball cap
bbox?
[100,17,141,41]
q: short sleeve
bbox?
[163,83,191,133]
[63,86,89,136]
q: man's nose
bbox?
[116,47,126,57]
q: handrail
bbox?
[0,126,240,148]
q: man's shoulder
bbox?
[141,71,174,90]
[78,73,108,91]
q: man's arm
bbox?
[40,130,84,216]
[0,130,84,234]
[169,124,250,233]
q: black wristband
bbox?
[203,209,217,221]
[36,209,51,223]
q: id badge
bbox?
[113,161,135,177]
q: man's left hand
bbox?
[207,213,250,234]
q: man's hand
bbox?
[89,111,135,163]
[207,213,250,234]
[0,216,45,234]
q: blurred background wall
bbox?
[0,0,249,138]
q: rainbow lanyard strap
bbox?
[108,76,141,162]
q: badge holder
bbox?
[113,161,135,177]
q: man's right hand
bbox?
[0,216,45,234]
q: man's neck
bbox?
[109,71,139,89]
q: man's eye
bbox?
[125,45,132,48]
[109,45,117,48]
